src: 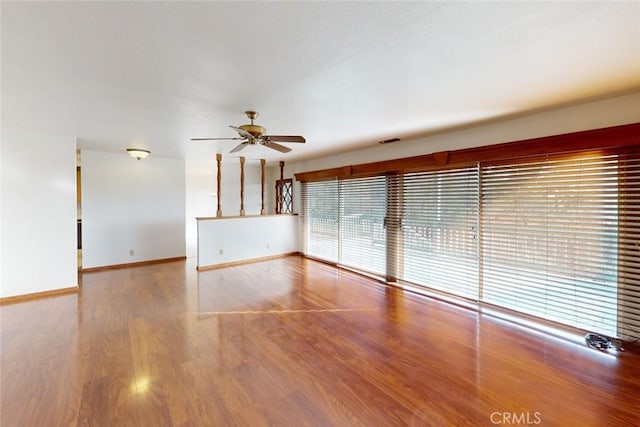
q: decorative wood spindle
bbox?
[240,156,245,216]
[260,159,266,215]
[216,153,222,217]
[278,161,285,214]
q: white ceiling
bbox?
[2,1,639,164]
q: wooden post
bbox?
[216,154,222,217]
[239,156,245,216]
[260,159,266,215]
[278,161,285,214]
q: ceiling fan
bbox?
[191,110,306,153]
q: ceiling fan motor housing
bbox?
[239,124,265,137]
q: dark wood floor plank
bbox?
[2,256,640,426]
[77,376,109,426]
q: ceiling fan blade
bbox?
[264,141,292,153]
[230,142,248,153]
[229,125,255,140]
[190,137,244,141]
[265,135,306,143]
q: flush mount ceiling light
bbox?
[126,148,150,160]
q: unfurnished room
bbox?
[1,1,640,426]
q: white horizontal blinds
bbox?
[302,180,339,263]
[385,175,402,280]
[400,167,479,299]
[481,153,620,336]
[338,176,387,276]
[618,151,640,340]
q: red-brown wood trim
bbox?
[82,256,186,273]
[260,159,266,215]
[0,286,78,305]
[196,213,298,221]
[450,123,640,165]
[294,165,353,182]
[239,156,245,216]
[278,161,285,214]
[433,151,450,166]
[296,122,640,181]
[216,153,222,217]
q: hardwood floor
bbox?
[1,256,639,426]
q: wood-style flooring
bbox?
[1,256,639,426]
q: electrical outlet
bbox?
[267,243,270,249]
[129,249,134,256]
[219,249,224,255]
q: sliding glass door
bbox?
[302,180,338,263]
[481,153,619,335]
[301,177,387,276]
[339,176,387,276]
[400,168,478,299]
[300,148,640,340]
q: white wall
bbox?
[197,215,299,268]
[1,129,77,298]
[265,166,278,214]
[0,126,3,293]
[185,156,218,259]
[287,92,640,212]
[185,154,267,258]
[82,150,185,269]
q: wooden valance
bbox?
[294,122,640,182]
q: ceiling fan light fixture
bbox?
[190,110,305,153]
[239,124,266,137]
[126,148,151,160]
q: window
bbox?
[480,153,619,335]
[339,176,387,276]
[301,180,338,262]
[301,177,387,276]
[299,125,640,341]
[399,167,479,299]
[618,151,640,339]
[276,178,293,214]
